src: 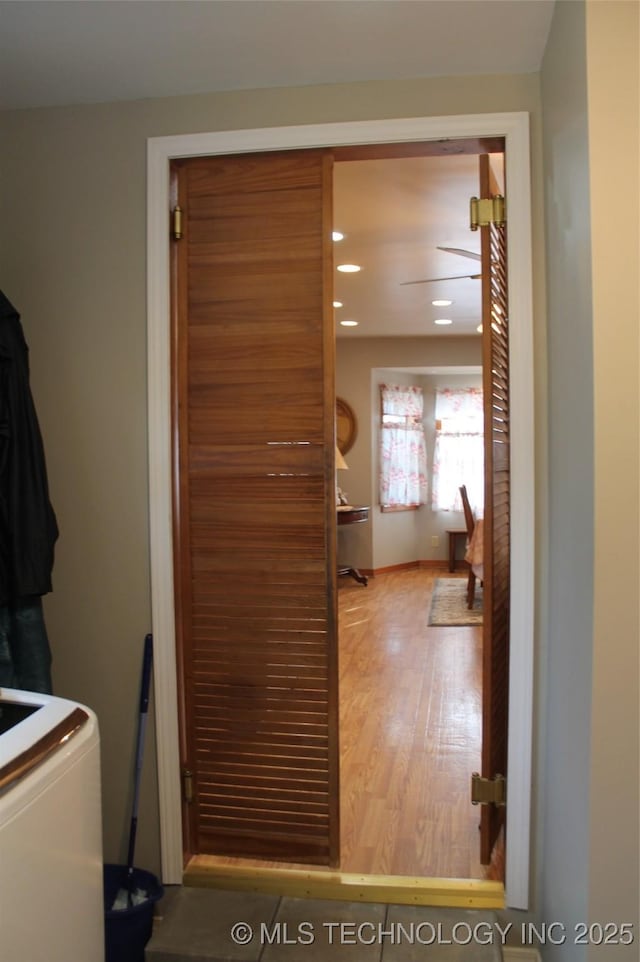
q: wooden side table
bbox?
[446,528,468,572]
[337,506,369,585]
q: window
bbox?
[379,384,428,510]
[431,387,484,513]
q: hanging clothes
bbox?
[0,291,58,693]
[0,597,53,693]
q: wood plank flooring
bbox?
[338,566,489,879]
[193,567,501,882]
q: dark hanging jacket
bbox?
[0,291,58,606]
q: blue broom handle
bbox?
[138,632,153,715]
[126,633,153,877]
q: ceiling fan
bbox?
[400,246,482,286]
[437,246,481,261]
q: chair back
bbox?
[459,484,475,538]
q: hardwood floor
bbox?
[338,566,491,879]
[194,567,501,882]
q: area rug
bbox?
[428,577,483,626]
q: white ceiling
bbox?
[0,1,554,112]
[334,152,497,338]
[0,0,553,340]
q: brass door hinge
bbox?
[471,772,506,807]
[172,205,183,240]
[182,767,193,803]
[469,195,506,231]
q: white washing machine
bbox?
[0,688,104,961]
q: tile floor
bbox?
[146,886,505,961]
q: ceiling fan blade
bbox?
[400,273,481,286]
[436,246,482,262]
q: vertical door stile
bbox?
[478,153,510,866]
[170,160,198,861]
[322,150,341,866]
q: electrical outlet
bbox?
[431,535,439,547]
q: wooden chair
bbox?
[459,484,476,609]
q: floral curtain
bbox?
[379,384,428,507]
[431,387,484,513]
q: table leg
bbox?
[338,566,369,586]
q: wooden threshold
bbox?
[184,858,505,910]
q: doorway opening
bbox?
[172,145,502,886]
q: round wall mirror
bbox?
[336,397,358,455]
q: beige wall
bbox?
[539,1,639,957]
[585,0,639,950]
[0,76,545,879]
[539,0,593,949]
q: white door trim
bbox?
[146,111,535,910]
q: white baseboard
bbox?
[503,949,542,962]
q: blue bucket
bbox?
[103,863,164,962]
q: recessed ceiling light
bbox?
[340,319,358,327]
[337,264,361,273]
[333,301,343,308]
[434,318,453,326]
[332,231,345,242]
[432,299,453,307]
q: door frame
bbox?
[146,111,535,909]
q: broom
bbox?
[112,632,154,909]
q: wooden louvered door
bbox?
[170,149,339,865]
[478,153,510,865]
